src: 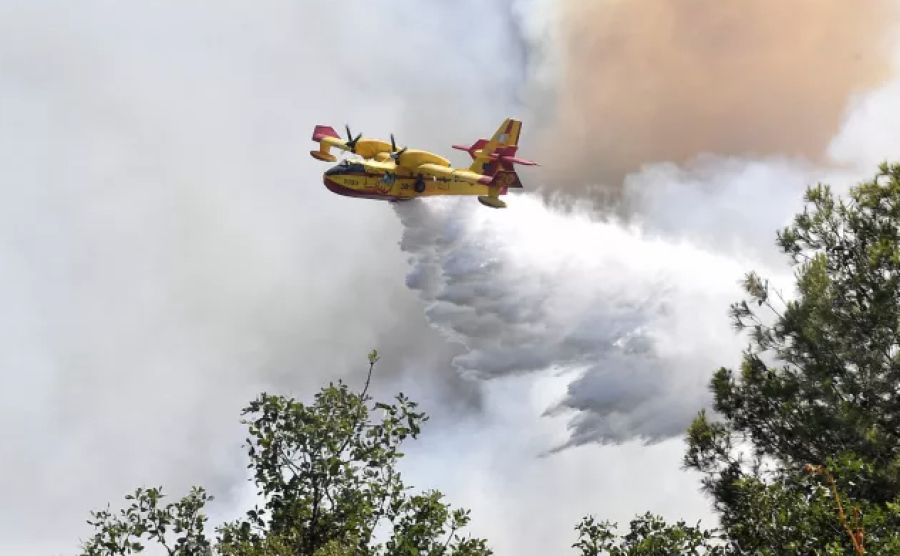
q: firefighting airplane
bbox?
[309,118,537,209]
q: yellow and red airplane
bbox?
[309,118,537,209]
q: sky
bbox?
[1,1,900,555]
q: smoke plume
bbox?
[394,190,794,447]
[536,0,900,194]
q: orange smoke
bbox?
[538,0,900,192]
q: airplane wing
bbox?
[416,163,493,185]
[364,159,396,172]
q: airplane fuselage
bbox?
[322,160,494,202]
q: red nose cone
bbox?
[323,176,341,194]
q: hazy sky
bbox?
[2,2,900,555]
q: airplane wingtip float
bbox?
[309,118,538,209]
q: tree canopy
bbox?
[77,162,900,555]
[683,162,900,553]
[79,351,490,556]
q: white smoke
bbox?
[394,192,782,446]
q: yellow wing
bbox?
[363,159,396,173]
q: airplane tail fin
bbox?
[452,118,537,186]
[309,125,341,162]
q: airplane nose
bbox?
[323,175,342,194]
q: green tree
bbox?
[78,351,490,556]
[576,162,900,554]
[684,162,900,552]
[572,513,725,555]
[80,486,213,556]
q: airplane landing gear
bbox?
[414,174,426,194]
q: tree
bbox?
[684,162,900,552]
[80,486,213,556]
[579,162,900,554]
[78,350,491,556]
[572,513,726,555]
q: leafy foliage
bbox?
[572,513,725,555]
[681,163,900,552]
[78,351,490,556]
[694,166,900,491]
[79,486,213,556]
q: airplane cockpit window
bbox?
[325,161,366,176]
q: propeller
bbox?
[344,124,362,152]
[389,133,407,165]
